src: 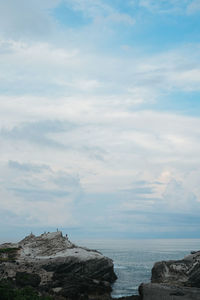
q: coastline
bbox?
[1,235,200,299]
[76,238,200,298]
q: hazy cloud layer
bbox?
[0,0,200,239]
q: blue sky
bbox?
[1,0,200,241]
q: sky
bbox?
[1,0,200,241]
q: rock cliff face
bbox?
[140,283,200,300]
[140,250,200,300]
[0,231,117,299]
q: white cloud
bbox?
[65,0,135,25]
[1,35,200,104]
[0,93,200,232]
[138,0,191,14]
[0,0,200,236]
[1,93,200,195]
[0,162,81,227]
[162,178,198,212]
[0,0,61,40]
[187,0,200,14]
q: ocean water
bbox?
[75,239,200,298]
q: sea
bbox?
[74,239,200,298]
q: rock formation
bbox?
[5,231,200,299]
[0,231,117,299]
[140,250,200,300]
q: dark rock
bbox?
[169,290,185,296]
[142,249,200,299]
[0,232,117,299]
[151,251,200,288]
[141,283,200,300]
[16,271,41,287]
[115,296,142,300]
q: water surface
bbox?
[74,239,200,298]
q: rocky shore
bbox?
[1,232,200,300]
[0,232,141,300]
[140,250,200,300]
[0,231,117,299]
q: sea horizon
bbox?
[1,235,199,297]
[74,238,200,297]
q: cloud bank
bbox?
[0,0,200,240]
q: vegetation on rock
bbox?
[0,247,20,263]
[0,280,53,300]
[0,248,20,254]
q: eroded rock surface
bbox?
[0,231,117,299]
[140,282,200,300]
[140,250,200,300]
[151,250,200,287]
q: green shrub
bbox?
[0,248,20,254]
[0,280,53,300]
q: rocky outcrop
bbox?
[140,250,200,300]
[117,296,141,300]
[0,231,117,299]
[140,283,200,300]
[151,250,200,287]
